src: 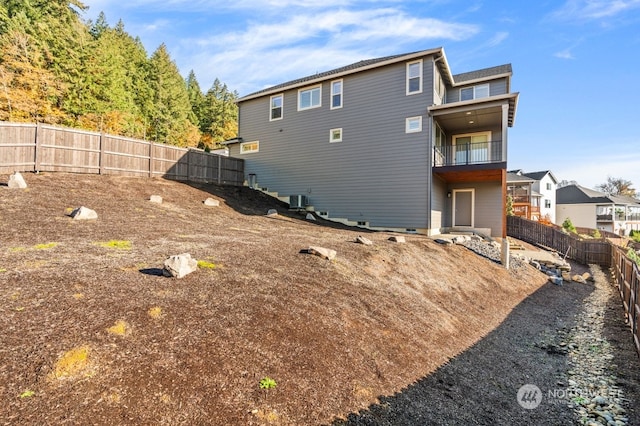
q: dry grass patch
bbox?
[106,320,130,336]
[50,345,91,380]
[147,306,163,319]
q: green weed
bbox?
[259,377,277,390]
[95,240,132,250]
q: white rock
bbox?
[266,209,278,216]
[8,172,27,189]
[70,206,98,220]
[305,213,316,221]
[163,253,198,278]
[149,195,163,204]
[307,246,336,260]
[355,235,373,245]
[388,236,406,243]
[204,197,220,207]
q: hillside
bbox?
[0,172,550,424]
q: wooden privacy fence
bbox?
[507,215,612,266]
[611,246,640,356]
[0,122,244,185]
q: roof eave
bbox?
[237,47,444,103]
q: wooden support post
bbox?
[149,141,154,178]
[99,132,105,175]
[34,123,41,172]
[217,154,222,185]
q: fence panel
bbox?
[37,125,101,173]
[0,123,37,172]
[612,246,640,357]
[0,122,243,186]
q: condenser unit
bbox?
[289,195,308,209]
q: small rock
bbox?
[307,246,336,260]
[204,197,219,207]
[305,213,316,221]
[562,271,572,282]
[355,236,373,245]
[582,272,594,282]
[530,260,541,270]
[548,276,563,285]
[434,238,453,245]
[572,274,587,284]
[8,171,27,189]
[163,253,198,278]
[70,206,98,220]
[149,195,163,204]
[266,209,278,216]
[388,236,406,243]
[593,396,607,405]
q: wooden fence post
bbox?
[34,123,41,172]
[217,154,222,184]
[149,141,154,178]
[99,132,105,175]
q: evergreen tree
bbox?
[202,78,238,146]
[147,44,199,146]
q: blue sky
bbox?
[81,0,640,192]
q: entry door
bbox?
[453,189,474,227]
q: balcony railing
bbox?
[434,140,504,167]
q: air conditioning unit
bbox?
[289,195,308,209]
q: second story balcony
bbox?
[434,140,505,167]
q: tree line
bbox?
[0,0,237,149]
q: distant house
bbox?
[226,47,519,237]
[508,170,558,222]
[506,172,538,220]
[556,184,640,236]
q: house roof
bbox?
[524,170,558,183]
[452,64,512,85]
[507,172,534,183]
[556,184,640,205]
[237,47,446,102]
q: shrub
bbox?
[562,218,577,234]
[591,229,602,239]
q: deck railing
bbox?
[434,140,504,167]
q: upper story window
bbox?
[270,94,283,121]
[331,79,343,109]
[460,84,489,101]
[406,116,422,133]
[298,85,321,111]
[434,68,446,105]
[240,141,259,154]
[546,182,552,190]
[329,128,342,143]
[406,60,423,95]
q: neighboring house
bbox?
[226,47,519,237]
[556,184,640,236]
[506,172,539,220]
[508,169,558,222]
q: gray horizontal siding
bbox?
[233,56,437,228]
[446,77,509,103]
[442,181,502,236]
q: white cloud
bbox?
[551,0,640,21]
[554,48,575,59]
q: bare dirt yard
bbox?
[1,172,638,425]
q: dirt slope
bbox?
[0,173,549,425]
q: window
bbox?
[545,199,551,208]
[270,94,283,121]
[240,141,259,154]
[546,182,552,190]
[330,128,342,143]
[460,84,490,101]
[298,85,321,110]
[434,68,446,105]
[406,116,422,133]
[406,60,423,95]
[331,79,343,109]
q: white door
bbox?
[453,133,490,164]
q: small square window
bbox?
[330,128,342,143]
[406,116,422,133]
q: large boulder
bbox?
[8,172,27,189]
[163,253,198,278]
[70,206,98,220]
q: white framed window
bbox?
[329,128,342,143]
[270,94,283,121]
[545,199,551,208]
[406,60,423,95]
[331,79,343,109]
[240,140,259,154]
[460,83,490,101]
[405,116,422,133]
[546,182,552,190]
[298,84,321,111]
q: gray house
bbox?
[226,47,519,237]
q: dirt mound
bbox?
[0,173,548,425]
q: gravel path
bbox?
[334,245,640,425]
